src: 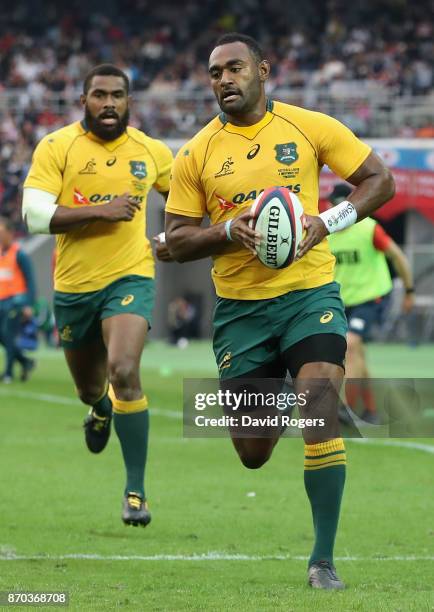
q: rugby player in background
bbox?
[23,64,173,526]
[327,183,414,423]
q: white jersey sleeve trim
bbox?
[22,187,58,234]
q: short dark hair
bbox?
[0,216,14,232]
[83,64,130,94]
[214,32,264,64]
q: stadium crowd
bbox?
[1,0,433,229]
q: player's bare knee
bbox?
[77,384,105,406]
[108,358,139,393]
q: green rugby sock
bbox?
[112,396,149,499]
[304,438,346,567]
[92,392,112,418]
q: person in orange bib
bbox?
[0,217,37,383]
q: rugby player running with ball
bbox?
[165,33,394,589]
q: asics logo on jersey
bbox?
[247,144,260,159]
[215,157,235,178]
[79,159,97,174]
[106,156,117,166]
[121,295,135,306]
[320,311,334,324]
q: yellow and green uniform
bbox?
[25,121,172,293]
[166,100,370,378]
[25,121,173,347]
[328,218,393,306]
[168,100,350,567]
[166,99,371,300]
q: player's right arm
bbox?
[165,146,258,261]
[48,193,141,233]
[165,211,258,262]
[23,189,141,234]
[22,136,140,234]
[372,223,414,312]
[382,236,415,314]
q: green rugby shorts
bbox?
[54,275,155,348]
[213,281,347,380]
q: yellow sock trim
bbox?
[108,384,116,404]
[304,453,345,466]
[304,438,345,456]
[109,385,148,414]
[304,459,347,471]
[112,395,148,414]
[304,438,346,471]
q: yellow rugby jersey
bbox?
[166,100,371,300]
[24,121,172,293]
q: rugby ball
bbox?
[250,187,304,269]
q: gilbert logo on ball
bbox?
[250,187,304,269]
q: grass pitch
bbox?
[0,342,433,610]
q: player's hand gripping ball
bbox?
[250,187,304,269]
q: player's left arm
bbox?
[298,152,395,259]
[297,114,395,259]
[341,151,395,220]
[384,239,415,313]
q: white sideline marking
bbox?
[2,389,434,452]
[0,388,78,406]
[1,552,434,562]
[0,388,181,419]
[350,438,434,454]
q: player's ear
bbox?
[79,94,86,107]
[258,60,270,82]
